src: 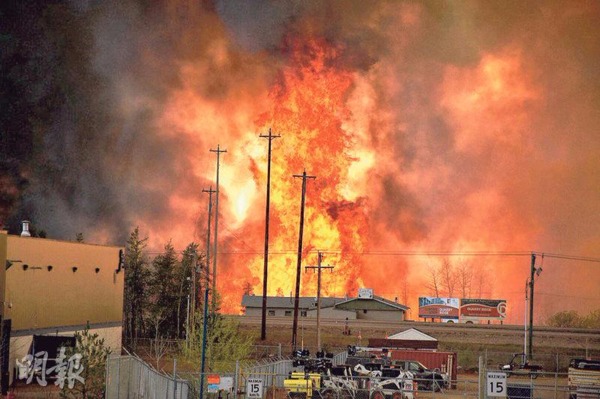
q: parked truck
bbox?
[568,358,600,399]
[418,297,507,324]
[500,353,543,379]
[391,360,447,391]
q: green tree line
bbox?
[123,227,208,343]
[546,309,600,328]
[122,227,256,374]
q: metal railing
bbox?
[104,349,599,399]
[105,352,191,399]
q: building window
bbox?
[268,310,275,316]
[363,309,368,314]
[285,310,292,316]
[301,311,307,317]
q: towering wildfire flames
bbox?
[3,1,600,321]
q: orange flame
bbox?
[148,4,599,323]
[226,37,371,308]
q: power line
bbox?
[534,292,600,301]
[531,252,600,263]
[216,250,532,256]
[140,249,600,263]
[218,225,259,254]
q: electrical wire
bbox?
[141,248,600,264]
[531,252,600,263]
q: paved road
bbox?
[232,315,600,356]
[233,315,600,340]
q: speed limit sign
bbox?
[247,378,263,398]
[487,372,507,397]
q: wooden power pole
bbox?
[209,145,226,313]
[305,251,333,351]
[528,253,542,360]
[291,170,315,351]
[202,187,215,289]
[260,128,280,341]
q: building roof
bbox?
[387,328,437,341]
[334,295,409,312]
[241,294,346,310]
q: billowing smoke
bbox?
[2,0,599,321]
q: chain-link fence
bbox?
[123,338,288,362]
[483,363,574,399]
[105,348,598,399]
[483,351,600,374]
[105,353,191,399]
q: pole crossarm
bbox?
[304,266,334,271]
[259,128,281,141]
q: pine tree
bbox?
[208,314,256,371]
[176,243,199,339]
[148,240,179,338]
[59,328,111,399]
[123,227,150,349]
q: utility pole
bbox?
[199,287,210,399]
[188,255,197,344]
[260,128,280,341]
[524,278,528,361]
[528,253,536,360]
[305,251,333,351]
[209,145,226,313]
[291,170,315,351]
[202,187,215,289]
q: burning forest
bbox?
[2,1,600,322]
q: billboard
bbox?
[418,297,460,319]
[460,298,507,319]
[358,288,374,299]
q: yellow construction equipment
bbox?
[284,372,322,399]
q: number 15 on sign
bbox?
[247,378,263,398]
[487,372,507,397]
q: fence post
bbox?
[116,355,121,399]
[235,360,240,399]
[478,356,485,399]
[554,353,559,399]
[271,371,276,399]
[485,349,488,368]
[173,358,178,399]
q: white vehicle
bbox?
[321,377,358,399]
[369,373,416,399]
[321,365,415,399]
